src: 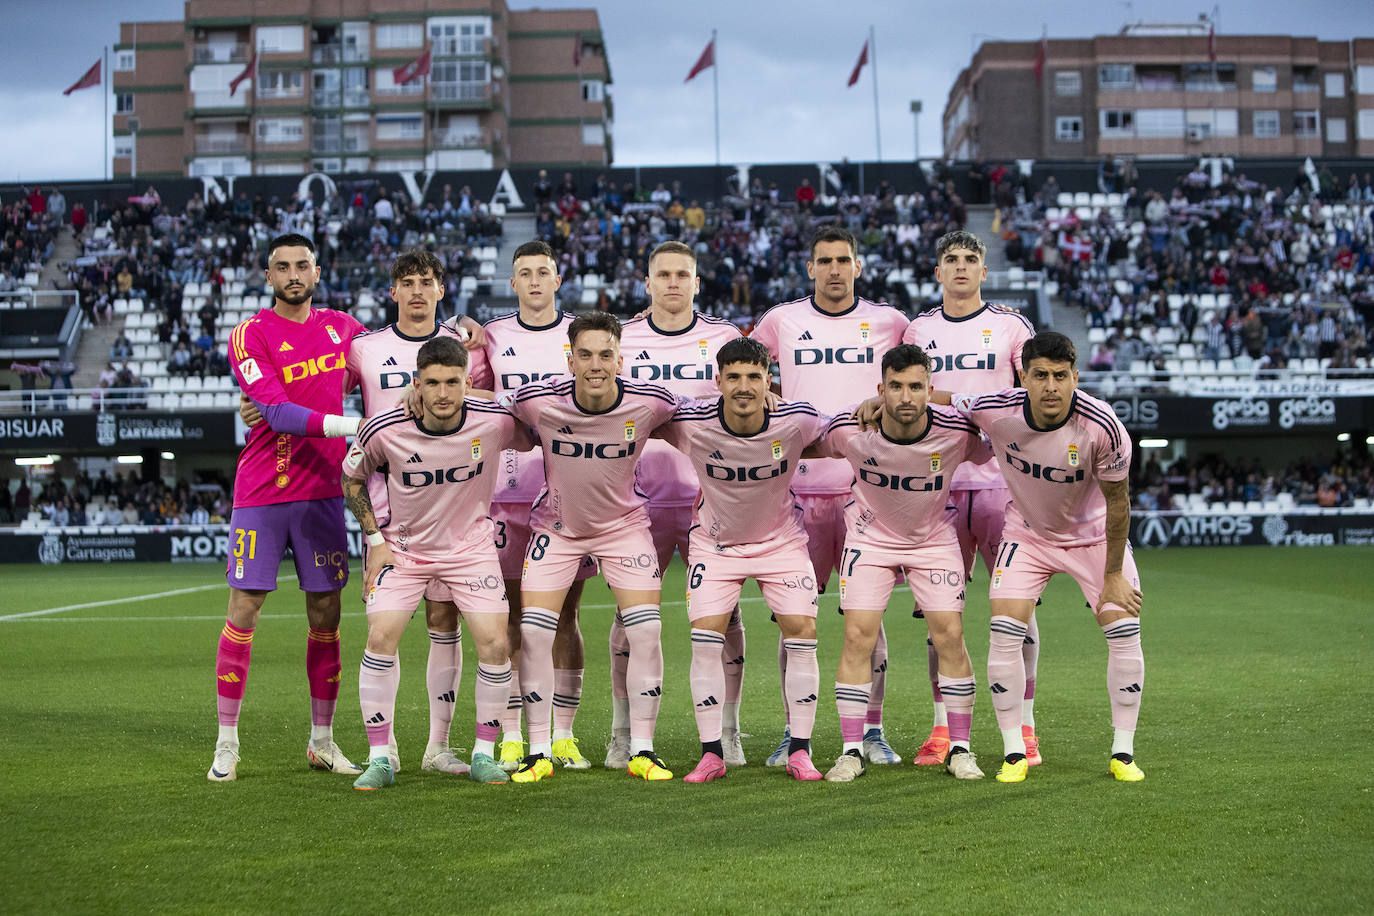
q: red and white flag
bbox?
[685,38,714,83]
[1207,24,1216,62]
[1061,233,1094,262]
[63,59,101,96]
[1033,31,1047,82]
[847,40,869,88]
[229,51,257,97]
[393,49,432,85]
[573,32,583,67]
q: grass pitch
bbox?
[1,547,1369,913]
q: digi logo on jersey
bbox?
[857,467,945,491]
[378,369,417,390]
[1002,451,1085,483]
[551,439,638,459]
[401,463,484,486]
[500,370,562,389]
[282,351,346,383]
[929,353,997,373]
[705,459,789,481]
[629,362,713,382]
[793,346,874,366]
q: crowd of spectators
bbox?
[0,186,64,293]
[0,469,232,527]
[994,162,1373,375]
[528,168,969,323]
[1131,446,1374,512]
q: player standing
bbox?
[504,313,681,782]
[347,249,493,776]
[612,240,747,768]
[902,230,1041,767]
[208,233,366,782]
[342,336,524,789]
[944,332,1144,783]
[750,226,909,766]
[478,241,597,772]
[811,345,992,783]
[656,338,828,783]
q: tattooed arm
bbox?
[342,472,393,599]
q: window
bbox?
[428,18,489,55]
[114,50,135,72]
[256,26,304,54]
[1252,110,1280,138]
[1251,66,1277,93]
[115,93,134,113]
[1358,110,1374,140]
[1187,108,1238,138]
[1358,66,1374,94]
[1098,64,1134,90]
[1055,116,1083,141]
[1054,71,1081,96]
[257,162,306,176]
[581,80,603,102]
[1293,67,1319,93]
[1327,117,1347,143]
[374,66,423,95]
[114,137,133,158]
[1099,109,1134,137]
[375,23,423,49]
[256,118,304,144]
[1325,73,1345,97]
[581,123,605,146]
[1293,110,1320,138]
[376,115,424,141]
[1184,63,1236,90]
[311,158,342,173]
[259,70,303,99]
[1136,108,1184,138]
[341,22,369,61]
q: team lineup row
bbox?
[207,227,1145,789]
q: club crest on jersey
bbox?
[859,321,871,343]
[471,438,482,461]
[771,439,783,460]
[993,568,1003,589]
[624,420,636,441]
[563,343,572,359]
[981,329,993,348]
[930,452,942,473]
[1068,444,1080,467]
[326,325,341,345]
[698,340,710,358]
[235,559,245,579]
[839,578,847,601]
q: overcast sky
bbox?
[0,0,1362,182]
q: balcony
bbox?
[312,136,342,154]
[192,90,247,110]
[193,42,249,64]
[432,36,491,57]
[432,82,491,105]
[195,136,250,154]
[312,45,341,64]
[343,135,369,153]
[435,129,490,149]
[342,88,369,108]
[376,83,424,98]
[312,90,341,107]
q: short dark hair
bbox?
[267,233,316,262]
[1021,331,1078,371]
[934,230,987,262]
[512,239,556,265]
[808,226,858,259]
[391,249,445,285]
[568,311,622,346]
[716,337,772,370]
[881,344,931,377]
[417,336,469,371]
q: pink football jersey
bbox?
[507,377,680,538]
[483,310,575,504]
[903,302,1035,490]
[229,307,365,507]
[813,407,992,550]
[620,312,744,507]
[657,399,826,548]
[750,296,908,495]
[348,322,486,525]
[344,401,531,561]
[957,388,1131,548]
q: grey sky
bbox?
[0,0,1362,182]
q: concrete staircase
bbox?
[492,212,535,287]
[964,205,1007,271]
[40,228,79,290]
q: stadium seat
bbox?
[1177,343,1196,359]
[1057,193,1073,207]
[1074,192,1091,206]
[1087,327,1107,344]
